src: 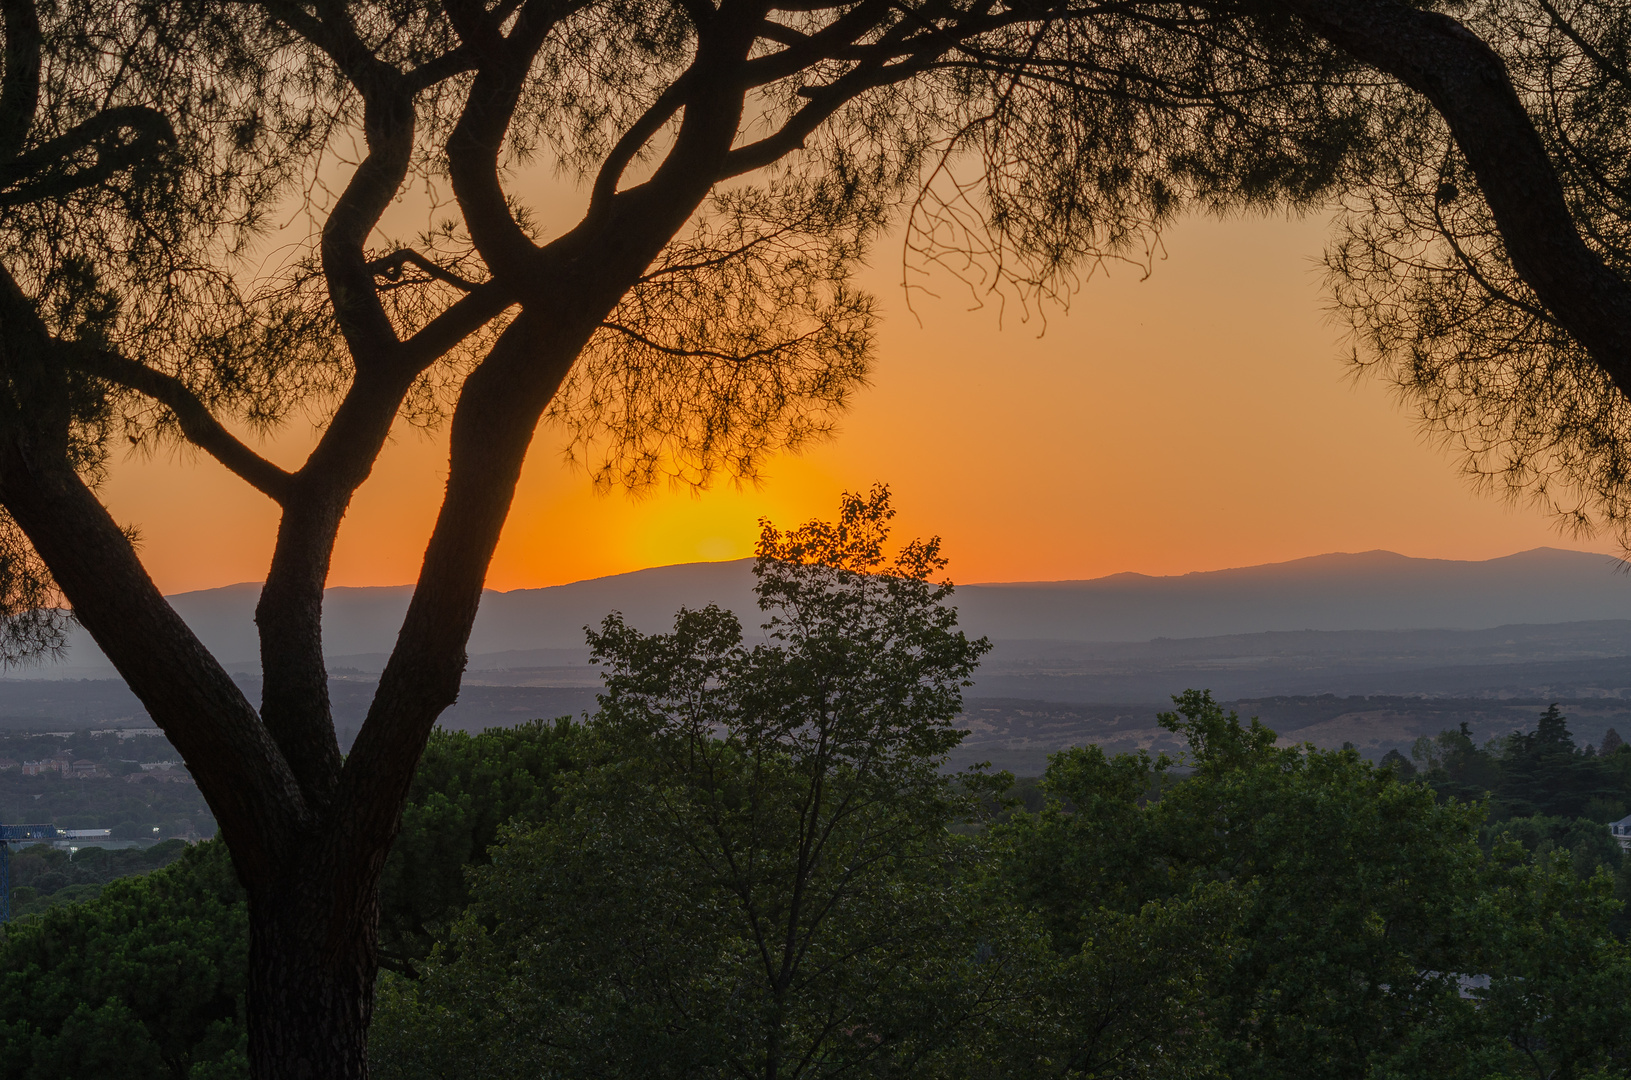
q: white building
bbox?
[1609,814,1631,852]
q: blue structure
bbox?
[0,825,52,923]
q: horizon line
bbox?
[173,544,1621,598]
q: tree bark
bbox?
[246,868,378,1080]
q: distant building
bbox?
[1609,814,1631,852]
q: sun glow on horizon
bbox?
[94,210,1623,596]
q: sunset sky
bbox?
[97,207,1621,595]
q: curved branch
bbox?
[321,90,416,361]
[404,45,478,95]
[0,106,174,205]
[367,247,486,291]
[441,0,584,282]
[588,75,692,217]
[739,0,917,87]
[74,346,294,502]
[723,54,935,178]
[263,0,397,88]
[337,308,584,929]
[446,62,544,283]
[1285,0,1631,394]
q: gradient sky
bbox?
[96,207,1622,594]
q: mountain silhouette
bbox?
[31,546,1631,677]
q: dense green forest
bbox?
[9,699,1631,1080]
[5,840,190,917]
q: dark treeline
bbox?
[6,839,189,918]
[1386,706,1631,887]
[8,700,1630,1080]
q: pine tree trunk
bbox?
[246,872,378,1080]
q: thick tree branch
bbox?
[579,14,761,268]
[22,478,309,871]
[255,0,518,814]
[1285,0,1631,394]
[253,37,421,806]
[253,366,438,810]
[446,59,545,282]
[724,54,933,177]
[76,347,295,502]
[738,0,899,86]
[336,15,772,900]
[261,84,415,805]
[322,91,415,361]
[0,463,309,886]
[336,308,585,921]
[400,278,515,367]
[0,304,306,889]
[404,45,478,95]
[263,0,397,88]
[0,106,174,205]
[0,0,40,164]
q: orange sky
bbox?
[96,208,1622,594]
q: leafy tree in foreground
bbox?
[32,680,1631,1080]
[373,488,1022,1080]
[1378,840,1631,1080]
[997,691,1622,1080]
[376,719,593,975]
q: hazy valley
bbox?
[15,546,1631,773]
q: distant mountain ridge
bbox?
[33,546,1631,677]
[957,548,1631,641]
